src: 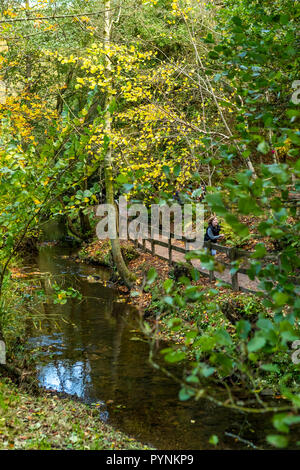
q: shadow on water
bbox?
[25,243,277,450]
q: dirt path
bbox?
[141,236,261,294]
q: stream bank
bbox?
[0,378,151,450]
[0,257,150,451]
[18,243,278,450]
[1,223,292,450]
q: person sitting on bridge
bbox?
[204,216,224,255]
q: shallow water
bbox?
[25,244,276,450]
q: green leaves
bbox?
[266,434,288,448]
[205,193,227,216]
[179,387,195,401]
[163,349,186,364]
[200,365,216,378]
[251,243,267,259]
[257,140,270,155]
[232,16,243,27]
[173,164,181,178]
[260,363,280,373]
[279,14,290,25]
[162,165,170,178]
[116,174,129,185]
[209,435,219,446]
[236,319,251,340]
[273,413,300,433]
[163,278,173,294]
[247,335,266,353]
[215,328,232,347]
[272,292,289,307]
[147,267,158,285]
[52,284,82,305]
[224,214,249,238]
[238,195,261,215]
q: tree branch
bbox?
[0,7,119,24]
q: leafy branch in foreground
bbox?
[141,0,300,449]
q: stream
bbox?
[24,240,276,450]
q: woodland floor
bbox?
[0,378,151,450]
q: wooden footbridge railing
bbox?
[133,231,299,295]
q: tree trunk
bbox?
[79,209,92,237]
[0,40,8,104]
[25,0,32,92]
[0,323,6,365]
[103,1,136,288]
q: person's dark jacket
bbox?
[204,223,221,242]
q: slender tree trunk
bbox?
[0,13,8,298]
[103,1,136,288]
[0,27,7,104]
[0,40,7,104]
[183,13,257,178]
[25,0,32,91]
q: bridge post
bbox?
[207,242,215,282]
[229,247,239,291]
[168,238,172,265]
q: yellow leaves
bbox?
[277,138,292,158]
[2,9,17,18]
[142,0,158,6]
[90,65,98,74]
[54,52,78,65]
[79,16,91,23]
[0,93,58,146]
[42,24,58,32]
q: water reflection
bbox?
[37,360,92,399]
[26,245,277,450]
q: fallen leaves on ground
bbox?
[0,379,151,450]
